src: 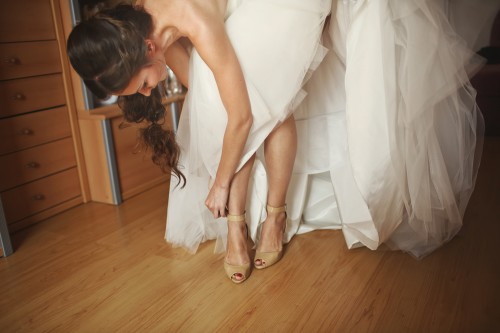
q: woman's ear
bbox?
[144,39,157,56]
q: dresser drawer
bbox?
[0,138,76,191]
[0,0,55,43]
[0,107,71,155]
[0,74,66,118]
[0,41,61,80]
[1,167,81,223]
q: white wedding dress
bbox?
[165,0,489,258]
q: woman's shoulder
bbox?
[187,0,227,17]
[178,0,227,39]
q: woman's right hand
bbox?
[205,179,230,219]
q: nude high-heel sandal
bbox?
[254,204,288,270]
[224,213,251,284]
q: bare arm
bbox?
[141,0,252,217]
[190,20,252,181]
[164,40,190,88]
[187,13,253,217]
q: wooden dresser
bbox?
[0,0,177,248]
[0,0,83,232]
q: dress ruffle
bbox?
[295,0,485,257]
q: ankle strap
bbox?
[266,204,287,214]
[227,212,245,222]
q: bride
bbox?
[67,0,495,284]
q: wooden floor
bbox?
[1,137,499,332]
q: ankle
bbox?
[227,212,245,222]
[228,223,247,235]
[266,204,286,213]
[266,204,286,221]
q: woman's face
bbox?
[117,40,167,96]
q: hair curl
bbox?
[118,88,185,186]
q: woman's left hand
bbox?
[205,180,229,219]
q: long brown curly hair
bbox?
[67,4,185,186]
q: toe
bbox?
[231,273,245,282]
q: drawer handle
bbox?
[4,57,19,65]
[26,162,40,168]
[20,128,33,135]
[12,93,25,100]
[32,194,45,201]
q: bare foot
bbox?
[225,221,250,281]
[254,210,286,267]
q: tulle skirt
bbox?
[166,0,486,258]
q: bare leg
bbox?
[225,154,255,281]
[256,115,297,261]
